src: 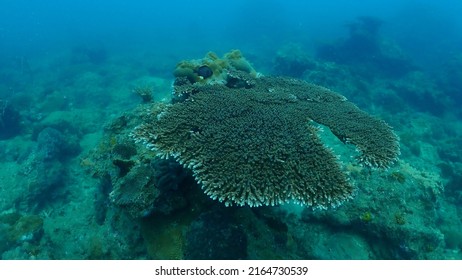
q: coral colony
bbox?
[131,50,400,209]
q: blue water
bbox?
[0,0,461,259]
[2,0,461,65]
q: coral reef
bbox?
[437,53,462,115]
[0,99,22,140]
[0,212,44,257]
[173,50,257,85]
[109,158,190,218]
[37,127,68,161]
[18,151,65,210]
[142,217,186,259]
[15,127,81,210]
[2,44,456,259]
[132,60,399,208]
[273,43,317,78]
[19,41,462,259]
[132,85,154,103]
[384,72,448,117]
[316,16,415,78]
[293,158,447,259]
[84,109,194,219]
[109,164,160,218]
[185,206,247,260]
[7,215,44,244]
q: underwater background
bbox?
[1,0,461,259]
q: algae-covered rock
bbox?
[185,207,247,260]
[173,50,257,85]
[0,100,22,140]
[0,212,22,226]
[273,43,317,77]
[109,158,190,218]
[109,164,160,218]
[8,215,44,244]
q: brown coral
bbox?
[269,78,400,168]
[132,76,399,209]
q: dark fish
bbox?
[196,65,213,79]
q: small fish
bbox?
[196,65,213,79]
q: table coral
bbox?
[132,70,399,209]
